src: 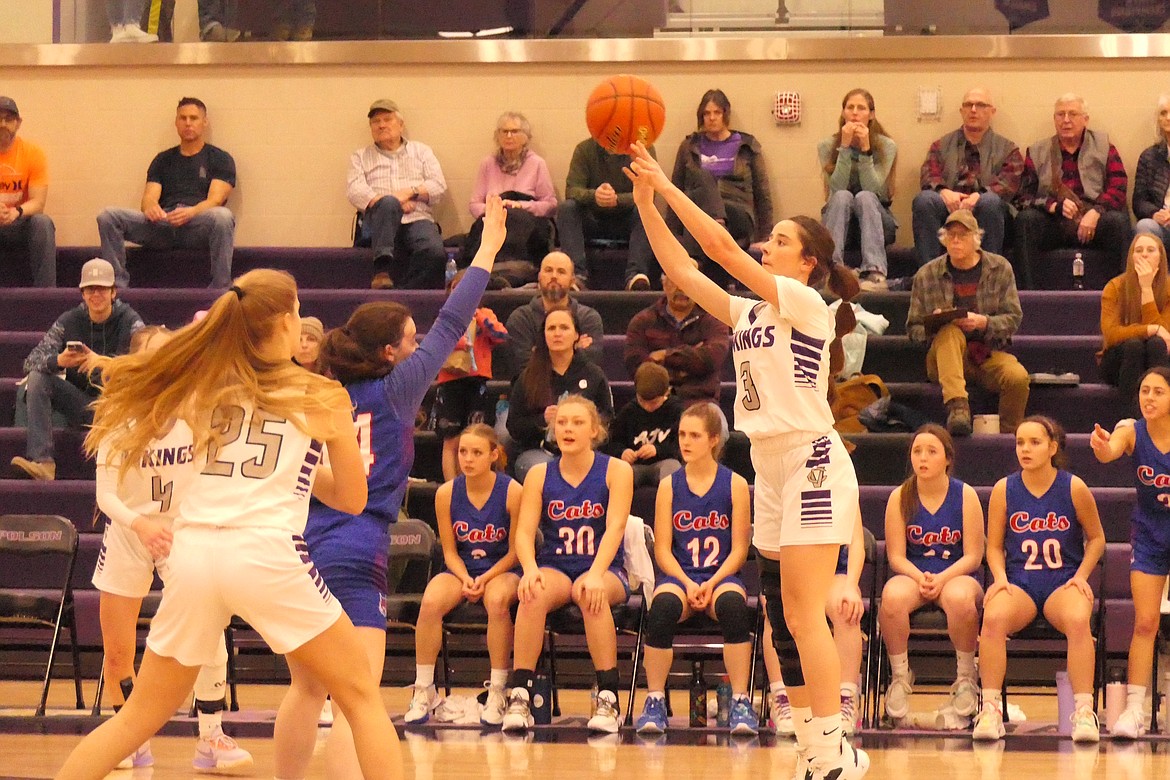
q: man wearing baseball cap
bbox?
[905,209,1030,436]
[0,96,56,287]
[346,99,448,290]
[11,259,144,480]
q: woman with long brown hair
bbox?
[1099,232,1170,415]
[55,267,399,779]
[817,88,898,292]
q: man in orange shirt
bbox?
[0,97,55,287]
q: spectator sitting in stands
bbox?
[96,97,236,289]
[11,259,144,481]
[907,209,1029,437]
[463,111,557,268]
[623,258,730,406]
[912,87,1022,267]
[503,251,603,377]
[670,89,773,290]
[604,362,683,488]
[1098,233,1170,416]
[106,0,157,42]
[1015,93,1129,289]
[272,0,315,40]
[298,316,323,373]
[347,99,448,291]
[817,87,898,292]
[0,96,55,287]
[506,308,612,482]
[1132,94,1170,245]
[559,137,657,290]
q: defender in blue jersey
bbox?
[977,416,1105,744]
[501,395,634,735]
[878,424,984,723]
[1091,364,1170,738]
[405,424,521,726]
[634,403,754,735]
[273,196,510,780]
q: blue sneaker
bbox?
[729,696,758,736]
[635,695,668,734]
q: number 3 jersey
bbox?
[727,276,835,439]
[1132,418,1170,551]
[669,464,735,582]
[536,453,622,571]
[1003,469,1083,585]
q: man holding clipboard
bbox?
[906,209,1030,436]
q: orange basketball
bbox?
[586,74,666,155]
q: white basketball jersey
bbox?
[177,403,322,534]
[726,276,835,439]
[95,420,198,528]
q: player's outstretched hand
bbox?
[477,194,508,259]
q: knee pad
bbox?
[714,591,753,645]
[758,557,805,687]
[645,591,684,649]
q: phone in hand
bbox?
[65,341,86,353]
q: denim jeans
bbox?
[912,190,1007,266]
[364,196,446,289]
[24,371,94,463]
[105,0,142,26]
[0,214,56,287]
[556,200,654,283]
[97,206,236,288]
[1134,218,1170,244]
[822,190,897,276]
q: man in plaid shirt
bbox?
[907,210,1029,436]
[912,87,1023,266]
[1014,93,1129,289]
[347,99,449,290]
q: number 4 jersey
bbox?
[727,277,835,439]
[95,419,198,530]
[1003,469,1083,595]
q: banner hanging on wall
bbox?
[994,0,1050,30]
[1098,0,1170,31]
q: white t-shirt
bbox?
[95,420,198,530]
[177,404,321,534]
[726,275,835,439]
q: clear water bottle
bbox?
[445,255,458,288]
[590,683,599,717]
[1072,252,1085,290]
[716,675,732,727]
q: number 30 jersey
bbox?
[536,453,622,571]
[727,276,835,439]
[670,464,735,582]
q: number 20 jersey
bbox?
[1003,469,1082,585]
[726,276,835,439]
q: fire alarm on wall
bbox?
[773,92,801,125]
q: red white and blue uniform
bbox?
[536,452,627,590]
[1130,419,1170,576]
[905,477,966,575]
[1004,470,1084,608]
[304,266,492,629]
[660,465,743,592]
[450,472,516,578]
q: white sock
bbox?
[791,705,813,747]
[1074,693,1093,711]
[889,652,910,679]
[414,665,435,689]
[1126,685,1146,712]
[646,690,665,700]
[840,682,858,700]
[807,714,843,762]
[196,709,221,740]
[770,681,786,696]
[981,689,1002,707]
[490,668,508,688]
[956,650,977,679]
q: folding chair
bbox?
[0,514,84,716]
[386,518,439,641]
[1150,578,1170,733]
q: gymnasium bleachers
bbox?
[0,245,1142,700]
